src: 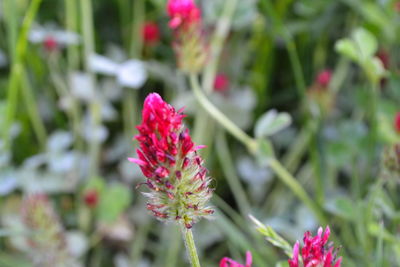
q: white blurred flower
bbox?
[29,23,80,50]
[0,171,18,196]
[89,54,148,89]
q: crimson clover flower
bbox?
[288,226,342,267]
[214,73,230,93]
[166,0,207,73]
[220,251,252,267]
[129,93,213,229]
[167,0,201,29]
[22,194,69,265]
[142,21,160,46]
[315,70,332,88]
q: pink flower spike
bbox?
[194,145,206,150]
[128,157,146,166]
[214,74,230,92]
[131,93,213,227]
[245,251,252,267]
[316,69,332,88]
[289,226,341,267]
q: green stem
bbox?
[268,158,327,224]
[180,224,201,267]
[80,0,101,177]
[282,120,317,172]
[202,0,238,94]
[216,130,251,216]
[130,0,145,58]
[20,67,47,149]
[3,0,43,150]
[286,39,306,98]
[65,0,80,70]
[190,74,257,153]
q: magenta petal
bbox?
[128,157,146,166]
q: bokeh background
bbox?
[0,0,400,266]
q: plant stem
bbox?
[65,0,79,70]
[80,0,101,177]
[216,130,251,216]
[3,0,42,150]
[202,0,238,94]
[190,74,257,153]
[268,158,327,224]
[180,224,201,267]
[20,67,47,149]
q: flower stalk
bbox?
[181,224,201,267]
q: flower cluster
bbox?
[220,251,252,267]
[166,0,207,73]
[130,93,213,228]
[21,194,69,266]
[288,226,342,267]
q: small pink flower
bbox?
[288,226,342,267]
[43,36,58,52]
[130,93,213,228]
[83,189,99,208]
[316,70,332,88]
[166,0,207,73]
[214,74,230,92]
[142,22,160,45]
[220,251,252,267]
[395,112,400,133]
[167,0,201,29]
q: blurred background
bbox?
[0,0,400,266]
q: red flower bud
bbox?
[43,36,58,52]
[142,22,160,45]
[84,190,99,208]
[214,74,230,92]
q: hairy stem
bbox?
[180,224,201,267]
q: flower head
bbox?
[43,36,58,52]
[21,194,69,265]
[288,226,342,267]
[167,0,201,29]
[166,0,207,73]
[316,70,332,88]
[130,93,213,228]
[220,251,252,267]
[395,112,400,133]
[83,189,99,208]
[142,21,160,45]
[214,74,230,92]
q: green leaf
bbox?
[255,139,275,166]
[352,28,377,59]
[249,215,293,258]
[254,110,292,138]
[97,183,132,223]
[335,39,358,61]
